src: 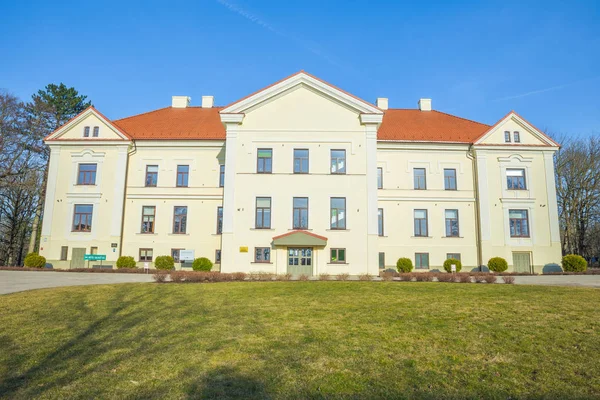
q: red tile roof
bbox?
[272,230,328,242]
[378,109,490,143]
[110,106,489,143]
[113,106,226,140]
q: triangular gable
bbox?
[220,71,383,115]
[474,111,558,147]
[45,106,131,141]
[272,230,328,246]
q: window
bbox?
[72,204,93,232]
[139,248,153,262]
[257,149,272,173]
[173,206,187,234]
[77,164,97,185]
[83,126,90,137]
[171,249,183,263]
[330,150,346,174]
[330,197,346,229]
[293,149,309,174]
[504,131,511,143]
[377,167,383,189]
[445,209,459,237]
[255,197,271,229]
[215,250,221,264]
[514,131,521,143]
[378,252,385,269]
[60,246,68,261]
[255,247,271,263]
[447,253,461,261]
[414,209,428,237]
[509,210,530,237]
[219,165,225,187]
[507,169,526,190]
[90,246,98,255]
[415,253,429,269]
[414,168,427,190]
[141,206,155,233]
[217,207,223,234]
[330,248,346,263]
[176,165,189,187]
[145,165,158,187]
[293,197,308,229]
[444,168,457,190]
[378,208,384,236]
[93,126,99,137]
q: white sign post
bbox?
[451,264,457,273]
[144,262,150,273]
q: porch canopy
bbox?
[272,231,328,247]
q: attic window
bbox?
[514,131,520,143]
[93,126,99,137]
[504,131,511,143]
[84,127,90,137]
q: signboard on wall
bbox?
[180,250,195,262]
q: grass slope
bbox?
[1,282,599,399]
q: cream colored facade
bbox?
[39,72,562,274]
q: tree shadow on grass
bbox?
[185,366,271,400]
[0,286,174,398]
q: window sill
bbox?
[510,236,531,239]
[288,228,311,231]
[326,229,349,232]
[442,236,464,239]
[415,268,430,270]
[71,231,91,233]
[378,235,388,238]
[327,262,348,265]
[75,184,97,186]
[168,233,190,236]
[411,236,432,239]
[251,262,273,264]
[250,228,275,231]
[137,233,157,235]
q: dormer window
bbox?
[93,126,99,137]
[504,131,511,143]
[83,127,90,137]
[514,131,520,143]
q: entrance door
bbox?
[70,248,86,269]
[512,252,532,273]
[287,248,313,276]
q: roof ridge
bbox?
[431,110,490,127]
[113,106,172,122]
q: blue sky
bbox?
[1,0,598,136]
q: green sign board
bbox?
[84,254,106,261]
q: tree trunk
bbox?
[27,161,48,254]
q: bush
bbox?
[116,256,136,269]
[484,274,497,284]
[24,253,46,268]
[502,276,515,284]
[396,258,414,273]
[562,254,587,272]
[443,258,462,273]
[381,271,396,281]
[192,257,213,272]
[232,272,247,281]
[298,274,310,281]
[455,273,472,283]
[488,257,508,273]
[154,255,174,270]
[415,272,434,282]
[336,273,350,281]
[153,272,168,283]
[276,273,292,281]
[399,273,415,282]
[318,273,330,281]
[359,273,373,281]
[436,273,454,283]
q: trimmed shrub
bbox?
[436,273,454,283]
[170,270,185,283]
[232,272,247,281]
[116,256,137,269]
[562,254,587,272]
[396,258,414,273]
[257,272,274,281]
[502,275,516,284]
[192,257,213,272]
[381,271,396,281]
[359,273,373,281]
[276,273,292,281]
[455,273,472,283]
[24,253,46,268]
[298,274,310,281]
[484,274,497,284]
[488,257,508,273]
[336,273,350,281]
[415,272,434,282]
[154,255,175,270]
[443,258,462,273]
[399,273,415,282]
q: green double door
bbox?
[287,248,313,276]
[512,252,532,273]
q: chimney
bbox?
[202,96,214,108]
[172,96,190,108]
[376,98,388,110]
[418,98,432,111]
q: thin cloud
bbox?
[493,76,600,101]
[216,0,348,70]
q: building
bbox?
[39,71,562,274]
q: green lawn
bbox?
[1,282,599,399]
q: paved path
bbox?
[1,271,599,295]
[0,271,154,295]
[514,275,600,288]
